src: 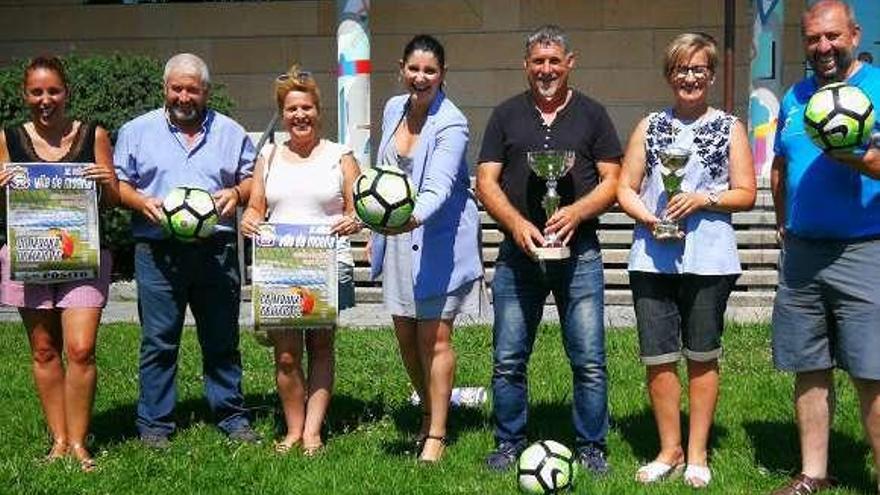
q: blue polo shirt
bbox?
[114,108,256,240]
[774,64,880,239]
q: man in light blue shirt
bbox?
[114,53,257,448]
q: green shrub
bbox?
[0,54,236,279]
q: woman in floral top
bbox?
[616,32,756,488]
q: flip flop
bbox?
[635,460,685,483]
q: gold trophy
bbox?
[653,146,691,240]
[527,150,576,259]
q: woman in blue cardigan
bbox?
[370,34,484,463]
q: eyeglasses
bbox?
[672,65,712,79]
[276,70,313,83]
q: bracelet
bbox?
[232,186,242,205]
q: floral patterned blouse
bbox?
[628,108,742,275]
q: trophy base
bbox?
[533,246,570,260]
[652,225,685,241]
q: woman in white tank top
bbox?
[241,66,362,455]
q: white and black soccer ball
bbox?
[353,166,416,230]
[517,440,575,494]
[804,82,876,151]
[162,187,219,242]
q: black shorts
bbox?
[630,271,738,365]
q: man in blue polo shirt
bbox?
[770,1,880,493]
[115,53,258,448]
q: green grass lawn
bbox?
[0,321,874,494]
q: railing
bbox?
[340,177,778,307]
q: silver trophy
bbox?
[653,146,692,240]
[527,150,576,259]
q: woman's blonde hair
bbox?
[663,32,718,79]
[274,64,321,115]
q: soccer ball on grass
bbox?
[517,440,575,494]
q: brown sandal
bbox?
[273,439,300,454]
[302,442,324,457]
[770,473,835,495]
[44,439,68,463]
[70,444,97,473]
[418,435,447,463]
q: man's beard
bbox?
[811,49,854,83]
[533,76,567,101]
[168,104,205,126]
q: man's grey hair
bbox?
[163,53,211,87]
[525,24,570,56]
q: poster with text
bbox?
[252,223,338,333]
[5,162,100,283]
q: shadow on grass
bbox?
[90,391,389,449]
[325,393,388,437]
[744,420,874,493]
[241,391,389,443]
[89,399,220,448]
[381,402,488,457]
[380,400,591,457]
[616,407,729,462]
[90,393,272,448]
[526,401,576,444]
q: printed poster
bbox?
[252,223,338,332]
[5,162,100,283]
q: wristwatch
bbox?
[706,191,720,207]
[871,132,880,149]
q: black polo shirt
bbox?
[478,90,622,246]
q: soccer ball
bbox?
[162,187,219,241]
[517,440,575,494]
[353,166,416,230]
[804,82,876,151]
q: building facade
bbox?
[0,0,806,166]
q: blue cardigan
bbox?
[370,91,483,300]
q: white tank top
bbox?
[262,139,354,266]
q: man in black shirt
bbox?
[476,24,622,474]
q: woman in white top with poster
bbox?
[241,65,362,455]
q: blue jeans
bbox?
[134,238,249,436]
[491,238,608,449]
